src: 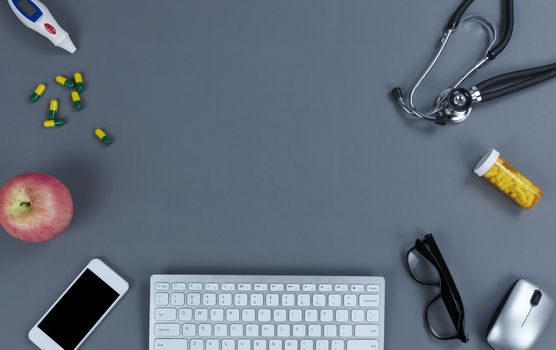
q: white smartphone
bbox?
[28,258,129,350]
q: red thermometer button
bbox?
[44,23,57,35]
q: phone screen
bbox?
[38,269,120,350]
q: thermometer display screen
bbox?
[17,0,38,17]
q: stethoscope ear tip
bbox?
[391,87,403,99]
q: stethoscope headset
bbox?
[392,0,556,125]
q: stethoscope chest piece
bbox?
[437,88,473,125]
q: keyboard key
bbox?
[189,283,203,291]
[303,284,316,291]
[331,340,345,350]
[319,284,333,292]
[286,284,300,291]
[156,283,170,291]
[316,340,329,350]
[222,283,236,291]
[203,293,217,306]
[313,294,326,307]
[258,309,271,322]
[339,325,353,337]
[155,308,177,321]
[323,325,337,337]
[367,310,380,322]
[154,339,188,350]
[230,324,244,336]
[261,324,274,337]
[223,339,236,350]
[301,340,313,350]
[195,309,208,321]
[292,324,306,337]
[211,309,224,321]
[285,340,298,350]
[352,310,365,322]
[277,324,291,337]
[335,284,348,292]
[199,324,212,336]
[155,323,180,337]
[250,294,264,306]
[265,294,279,307]
[344,295,357,307]
[172,283,186,291]
[183,324,196,336]
[215,324,228,336]
[329,294,342,307]
[366,285,380,293]
[269,340,282,350]
[254,340,267,350]
[238,284,252,291]
[187,293,201,306]
[320,309,333,322]
[190,339,203,350]
[336,310,349,322]
[242,309,255,322]
[289,309,302,322]
[219,294,233,306]
[179,308,193,321]
[273,309,287,322]
[155,293,169,306]
[350,284,364,292]
[254,284,268,291]
[227,309,240,321]
[346,340,379,350]
[282,294,295,307]
[308,325,322,337]
[359,295,379,307]
[246,324,259,337]
[238,340,251,350]
[205,283,219,291]
[297,294,311,307]
[235,294,248,306]
[207,339,219,350]
[270,284,284,291]
[355,325,379,338]
[305,310,318,322]
[171,293,185,306]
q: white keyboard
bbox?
[149,275,385,350]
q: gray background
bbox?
[1,0,556,349]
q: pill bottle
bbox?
[474,149,543,209]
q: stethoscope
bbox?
[392,0,556,125]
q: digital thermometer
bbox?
[8,0,76,53]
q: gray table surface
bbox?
[1,0,556,349]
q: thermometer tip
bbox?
[58,36,77,54]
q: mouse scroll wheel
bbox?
[531,290,543,306]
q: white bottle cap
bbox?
[58,36,77,54]
[474,148,500,177]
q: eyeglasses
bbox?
[405,233,469,343]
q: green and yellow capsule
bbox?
[71,91,83,111]
[55,75,75,89]
[30,84,46,102]
[49,99,58,119]
[74,72,84,93]
[43,119,65,128]
[95,128,112,145]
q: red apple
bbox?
[0,173,73,242]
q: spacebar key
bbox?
[154,339,188,350]
[347,340,379,350]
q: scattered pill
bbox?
[55,75,75,89]
[71,91,83,111]
[474,149,543,209]
[49,99,58,119]
[74,72,84,93]
[43,119,65,128]
[95,128,112,145]
[30,84,46,102]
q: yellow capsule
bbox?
[71,91,83,111]
[95,128,112,145]
[74,72,85,92]
[49,99,58,119]
[55,75,75,89]
[43,119,65,128]
[30,84,46,102]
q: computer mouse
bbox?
[486,279,554,350]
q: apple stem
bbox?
[20,202,32,208]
